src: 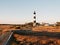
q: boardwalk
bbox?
[0,32,13,45]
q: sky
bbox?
[0,0,60,24]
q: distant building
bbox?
[41,22,49,26]
[44,23,49,26]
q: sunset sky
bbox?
[0,0,60,24]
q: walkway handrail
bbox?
[4,32,13,45]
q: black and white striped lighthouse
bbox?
[33,11,36,27]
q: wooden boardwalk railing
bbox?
[0,32,13,45]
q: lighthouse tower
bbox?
[33,11,36,27]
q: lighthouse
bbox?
[33,11,36,27]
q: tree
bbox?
[56,22,60,26]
